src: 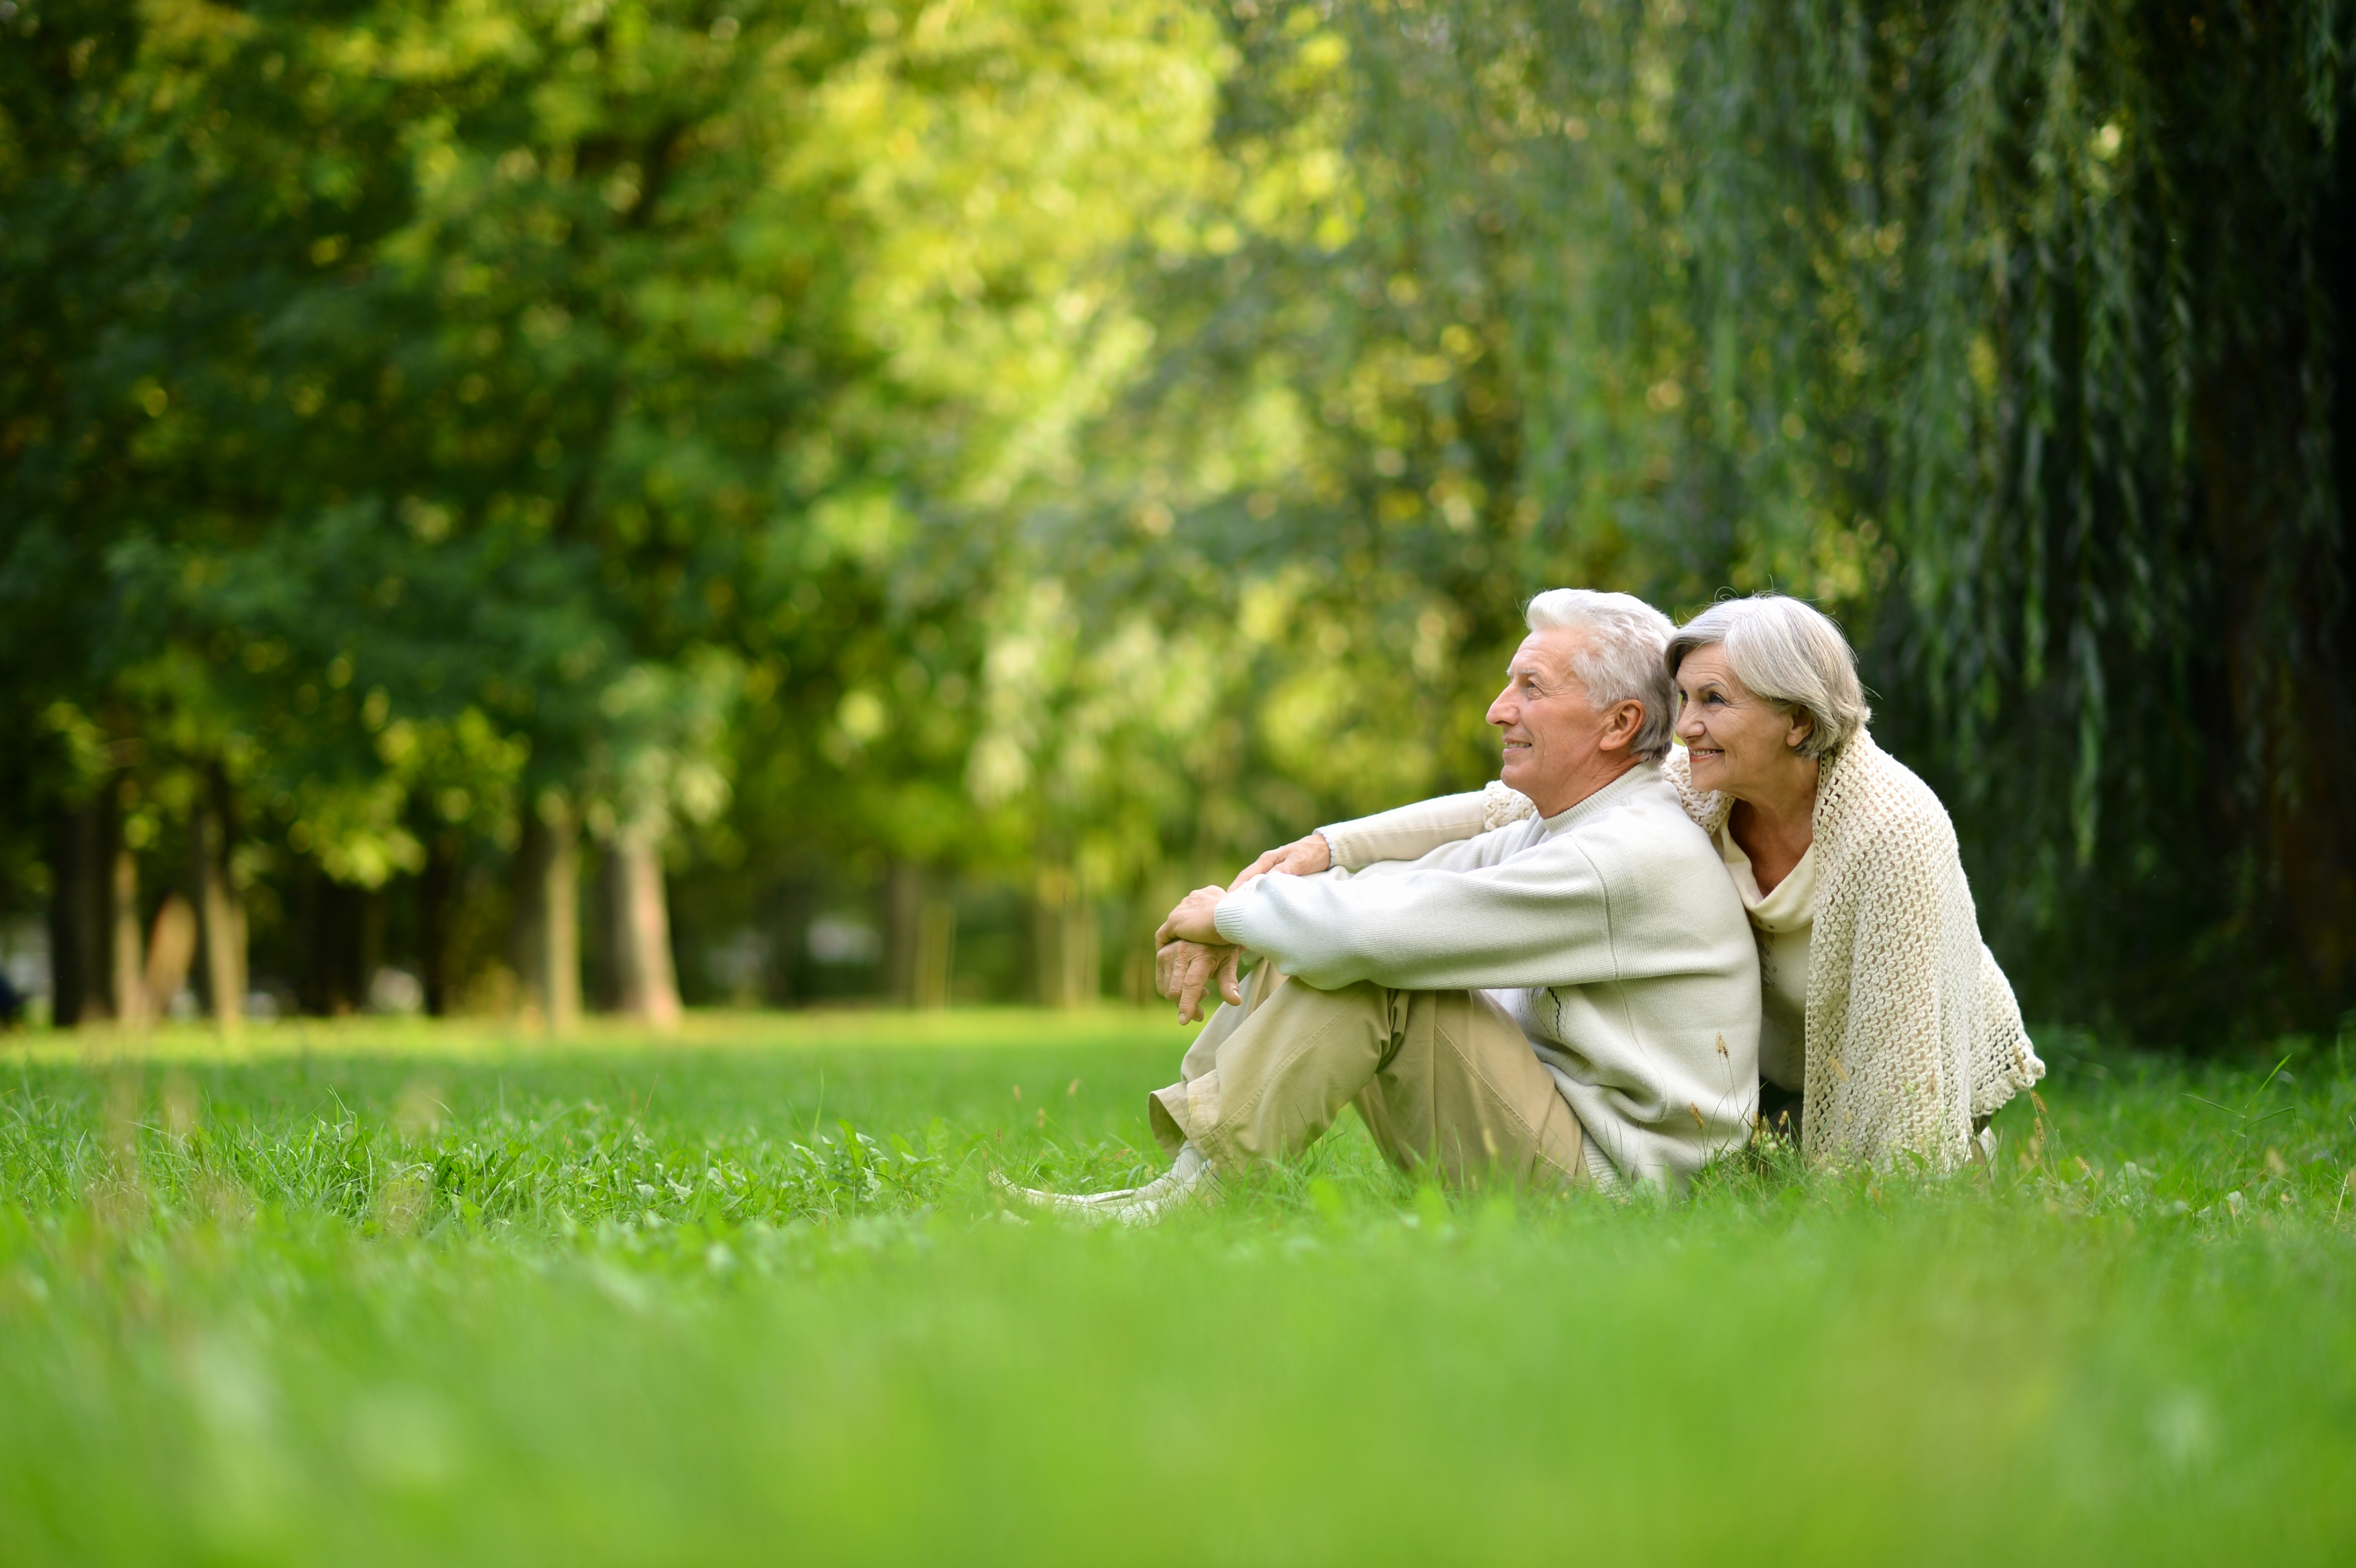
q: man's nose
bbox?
[1487,688,1513,726]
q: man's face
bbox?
[1485,628,1610,802]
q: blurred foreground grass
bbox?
[2,1012,2353,1565]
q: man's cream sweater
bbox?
[1212,762,1761,1189]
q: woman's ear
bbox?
[1786,711,1814,751]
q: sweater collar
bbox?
[1534,758,1664,836]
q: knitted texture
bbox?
[1475,737,2042,1168]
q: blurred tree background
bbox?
[3,0,2351,1044]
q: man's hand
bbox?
[1155,884,1227,947]
[1155,939,1242,1025]
[1229,831,1332,892]
[1152,885,1233,1025]
[1145,838,1327,1026]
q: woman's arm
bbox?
[1318,782,1537,870]
[1813,806,2002,1170]
[1970,943,2043,1118]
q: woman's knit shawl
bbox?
[1479,734,2044,1168]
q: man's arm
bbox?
[1153,791,1539,1023]
[1207,833,1623,994]
[1153,829,1344,1024]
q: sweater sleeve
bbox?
[1211,828,1620,993]
[1318,783,1538,870]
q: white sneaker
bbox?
[993,1172,1144,1210]
[993,1143,1214,1220]
[1102,1144,1217,1226]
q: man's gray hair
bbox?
[1523,588,1678,762]
[1664,594,1871,760]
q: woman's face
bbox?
[1672,644,1814,798]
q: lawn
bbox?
[1,1010,2352,1566]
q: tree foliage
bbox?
[4,0,2351,1036]
[1029,0,2356,1036]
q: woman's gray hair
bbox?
[1665,594,1871,760]
[1523,588,1678,761]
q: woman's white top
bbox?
[1714,826,1815,1094]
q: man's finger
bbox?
[1184,941,1234,1024]
[1186,947,1221,1018]
[1157,939,1204,1002]
[1177,964,1208,1024]
[1163,939,1203,1001]
[1217,947,1243,1006]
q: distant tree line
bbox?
[4,0,2351,1043]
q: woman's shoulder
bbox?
[1818,733,1959,860]
[1479,780,1538,830]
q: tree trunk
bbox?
[298,868,368,1015]
[144,895,197,1019]
[883,860,920,1006]
[1032,866,1097,1010]
[883,860,955,1010]
[418,828,458,1017]
[190,768,245,1033]
[44,799,105,1026]
[914,893,955,1010]
[511,796,581,1033]
[607,828,682,1031]
[107,774,147,1030]
[763,878,816,1006]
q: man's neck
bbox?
[1522,751,1647,819]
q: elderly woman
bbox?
[1221,594,2042,1170]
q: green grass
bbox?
[2,1010,2353,1565]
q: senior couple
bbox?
[1016,589,2045,1222]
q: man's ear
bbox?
[1598,699,1646,752]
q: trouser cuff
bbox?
[1146,1069,1228,1165]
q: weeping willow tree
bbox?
[1540,0,2356,1041]
[1032,0,2352,1038]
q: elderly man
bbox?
[1023,589,1761,1222]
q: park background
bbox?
[8,0,2355,1045]
[6,6,2356,1565]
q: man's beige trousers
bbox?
[1147,963,1590,1189]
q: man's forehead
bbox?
[1507,627,1583,675]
